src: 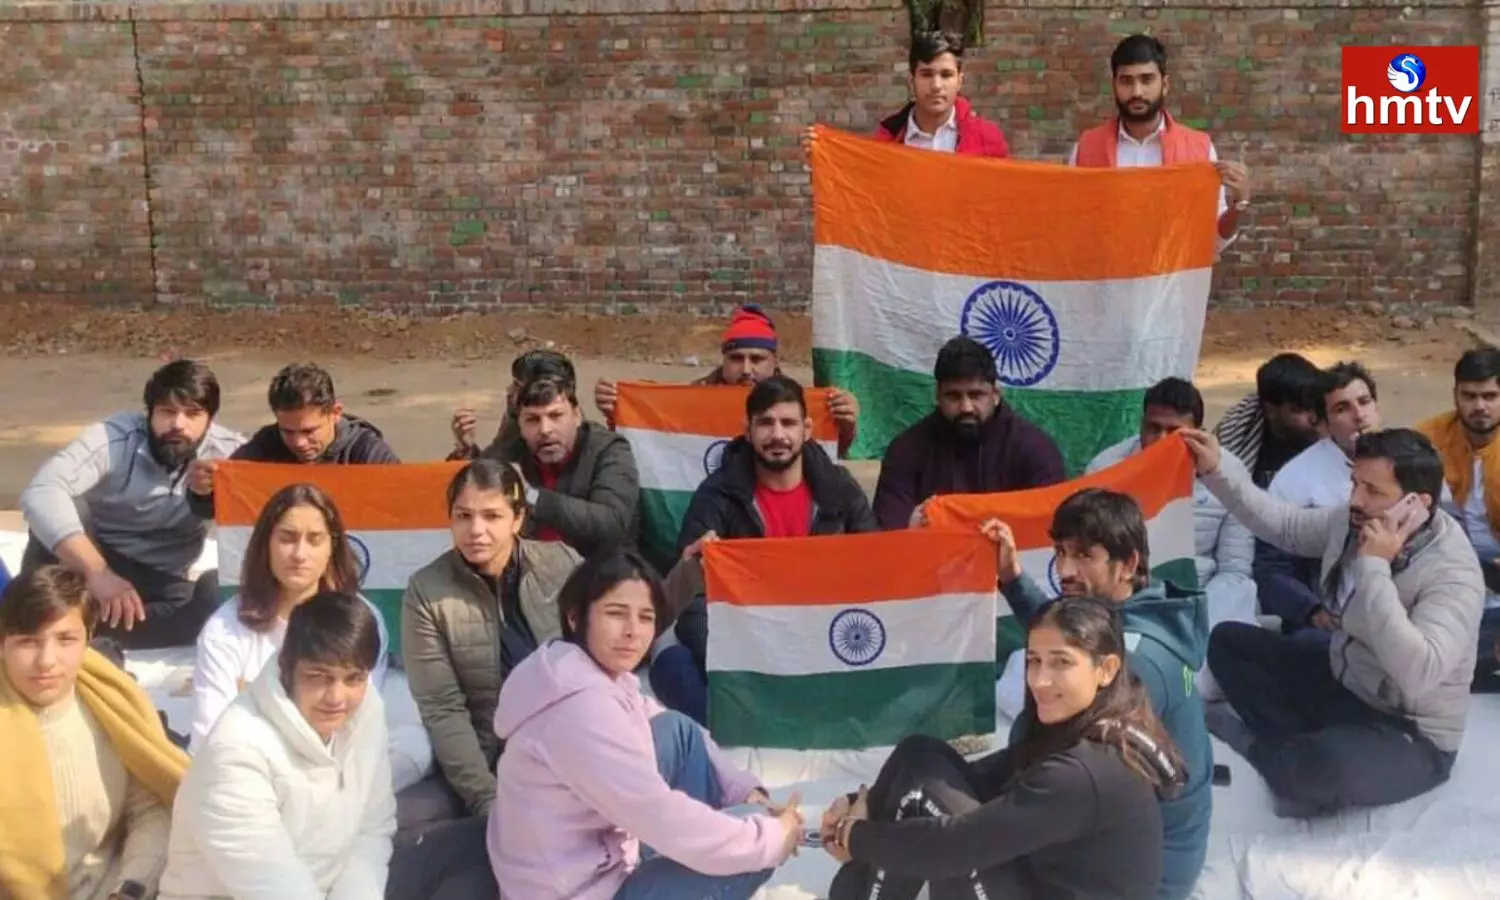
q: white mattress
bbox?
[26,526,1489,900]
[122,645,1500,900]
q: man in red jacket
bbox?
[802,30,1009,158]
[1070,34,1251,254]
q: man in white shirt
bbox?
[1417,348,1500,689]
[801,30,1010,160]
[1069,34,1251,256]
[1259,362,1382,636]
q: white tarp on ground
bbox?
[14,533,1497,900]
[124,646,1500,900]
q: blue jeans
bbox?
[649,645,708,726]
[613,711,773,900]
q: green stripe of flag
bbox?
[708,662,996,750]
[813,347,1145,475]
[639,487,695,575]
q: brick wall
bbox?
[0,0,1491,312]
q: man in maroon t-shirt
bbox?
[652,375,877,723]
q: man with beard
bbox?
[800,30,1010,159]
[15,360,245,649]
[1212,353,1323,489]
[652,375,876,724]
[184,362,398,517]
[592,304,860,456]
[486,374,640,558]
[986,489,1211,899]
[1258,362,1383,637]
[873,336,1065,531]
[1070,34,1251,256]
[448,349,576,461]
[1183,427,1483,819]
[1417,348,1500,688]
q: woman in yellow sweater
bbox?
[0,565,188,900]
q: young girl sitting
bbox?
[489,548,803,900]
[161,591,396,898]
[823,596,1186,900]
[0,565,187,900]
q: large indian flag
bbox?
[926,433,1199,658]
[809,126,1220,472]
[703,530,997,750]
[215,461,461,657]
[613,382,839,569]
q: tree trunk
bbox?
[906,0,984,46]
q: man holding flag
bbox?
[1071,33,1251,254]
[651,376,876,724]
[594,304,860,457]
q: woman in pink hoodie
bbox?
[488,548,803,899]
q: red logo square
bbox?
[1341,45,1479,134]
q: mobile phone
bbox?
[1384,492,1425,534]
[801,827,825,847]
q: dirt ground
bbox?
[0,300,1484,511]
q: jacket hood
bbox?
[709,436,848,507]
[494,640,633,741]
[1123,579,1208,672]
[327,415,385,459]
[248,655,382,766]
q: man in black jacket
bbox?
[653,375,876,723]
[486,374,640,559]
[186,362,398,516]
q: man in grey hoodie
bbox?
[1182,427,1483,818]
[184,361,399,518]
[17,360,245,649]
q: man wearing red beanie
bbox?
[595,304,860,454]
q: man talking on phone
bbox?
[1178,427,1483,819]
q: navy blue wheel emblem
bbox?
[703,439,730,475]
[349,534,372,586]
[959,280,1061,387]
[1046,553,1062,595]
[829,608,886,667]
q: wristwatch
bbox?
[1233,199,1250,211]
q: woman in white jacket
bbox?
[188,482,431,790]
[161,590,396,900]
[163,592,498,900]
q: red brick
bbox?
[0,1,1486,311]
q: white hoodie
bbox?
[158,658,396,900]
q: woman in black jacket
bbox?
[822,596,1187,900]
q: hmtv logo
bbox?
[1341,46,1479,134]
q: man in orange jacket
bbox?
[1071,34,1253,255]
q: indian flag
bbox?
[925,433,1199,658]
[703,530,997,750]
[809,126,1220,472]
[613,382,839,570]
[215,461,461,657]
